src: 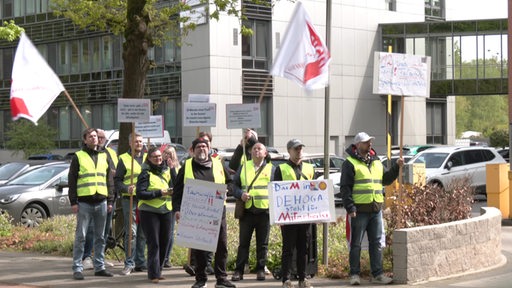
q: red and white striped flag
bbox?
[10,32,64,125]
[270,2,331,90]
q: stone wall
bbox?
[393,207,504,284]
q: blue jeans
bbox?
[122,198,147,268]
[83,202,114,259]
[348,210,384,277]
[72,201,107,273]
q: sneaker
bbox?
[134,266,147,272]
[372,274,393,284]
[231,271,243,281]
[282,280,295,288]
[164,261,172,268]
[73,271,84,280]
[82,257,93,270]
[215,279,236,288]
[120,266,133,276]
[105,261,115,267]
[298,279,313,288]
[94,269,114,277]
[206,265,215,275]
[184,264,196,276]
[192,280,207,288]
[264,266,271,275]
[350,275,360,285]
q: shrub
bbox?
[0,212,13,238]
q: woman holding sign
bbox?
[136,147,174,283]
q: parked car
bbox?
[301,153,345,178]
[409,146,506,195]
[0,163,71,227]
[316,172,343,206]
[0,162,31,185]
[497,147,509,162]
[27,154,65,161]
[380,155,413,168]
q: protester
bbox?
[69,128,114,280]
[340,132,403,285]
[228,129,258,172]
[274,139,315,288]
[231,142,274,282]
[173,137,235,288]
[136,147,174,283]
[115,133,147,275]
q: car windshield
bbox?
[0,163,28,180]
[8,166,67,185]
[413,152,449,169]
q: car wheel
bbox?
[21,204,47,228]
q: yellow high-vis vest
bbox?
[346,156,384,204]
[76,151,108,197]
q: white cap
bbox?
[353,132,374,144]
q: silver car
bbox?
[0,163,71,227]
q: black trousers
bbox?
[280,223,311,282]
[194,207,228,282]
[234,211,270,273]
[139,210,173,280]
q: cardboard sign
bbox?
[135,115,164,138]
[268,179,336,225]
[117,99,151,122]
[183,102,216,127]
[226,103,261,129]
[174,179,227,252]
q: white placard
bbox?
[117,99,151,123]
[188,94,211,103]
[373,52,431,97]
[183,102,216,127]
[268,179,336,225]
[226,103,261,129]
[174,179,227,252]
[135,115,164,138]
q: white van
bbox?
[105,129,171,152]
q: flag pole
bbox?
[257,75,272,104]
[64,90,89,128]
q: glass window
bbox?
[3,0,13,18]
[164,40,175,62]
[113,36,122,69]
[70,40,79,74]
[81,105,92,131]
[164,99,179,138]
[57,42,69,74]
[460,36,477,78]
[26,0,36,15]
[426,101,446,144]
[91,105,102,128]
[242,19,270,70]
[102,36,112,70]
[59,107,70,141]
[2,48,13,79]
[463,150,484,165]
[102,104,116,130]
[81,39,90,73]
[14,0,24,17]
[91,37,101,71]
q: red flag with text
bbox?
[10,33,64,125]
[270,2,331,90]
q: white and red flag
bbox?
[10,32,64,125]
[270,2,331,90]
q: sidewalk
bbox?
[0,221,510,288]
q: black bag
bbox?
[234,198,245,219]
[234,164,265,219]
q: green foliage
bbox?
[488,128,509,148]
[456,95,508,138]
[4,119,58,159]
[0,20,24,41]
[0,213,13,238]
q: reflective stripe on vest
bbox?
[106,147,118,167]
[137,169,172,210]
[278,162,314,181]
[346,156,384,204]
[119,152,147,196]
[76,150,108,197]
[184,158,225,184]
[240,161,273,209]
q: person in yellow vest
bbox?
[229,128,258,172]
[115,132,147,275]
[68,128,114,280]
[341,132,403,286]
[136,146,173,283]
[274,139,315,288]
[231,142,275,282]
[81,129,117,270]
[162,145,181,268]
[173,137,235,288]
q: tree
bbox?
[5,119,58,159]
[51,0,253,154]
[0,20,24,41]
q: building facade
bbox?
[0,0,506,155]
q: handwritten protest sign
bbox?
[372,52,431,97]
[268,179,336,225]
[175,179,227,252]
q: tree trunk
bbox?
[118,0,150,155]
